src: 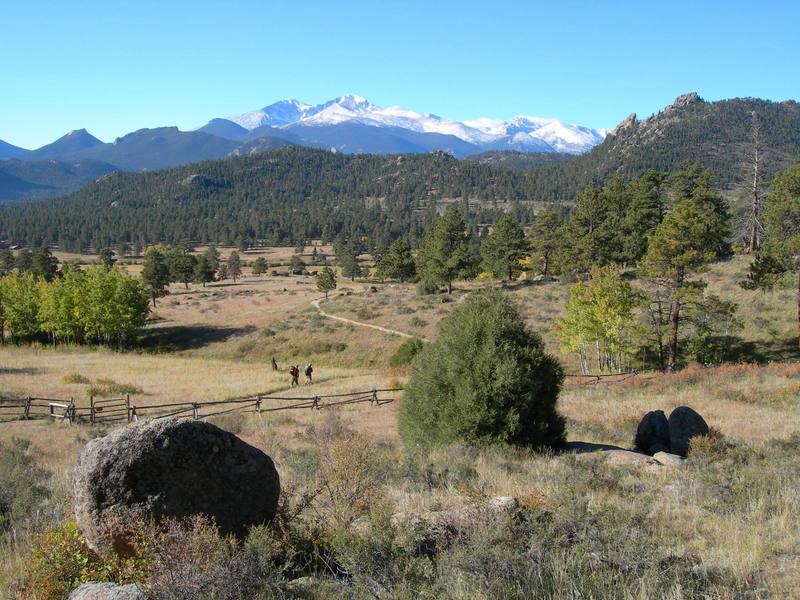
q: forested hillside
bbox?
[1,94,798,251]
[525,94,800,203]
[0,148,553,250]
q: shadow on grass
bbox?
[0,367,46,375]
[138,325,257,352]
[559,441,629,455]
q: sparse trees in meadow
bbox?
[641,168,730,368]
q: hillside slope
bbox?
[526,94,800,203]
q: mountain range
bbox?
[3,93,799,252]
[0,95,606,202]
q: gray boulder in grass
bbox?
[634,410,670,455]
[667,406,710,456]
[68,582,146,600]
[72,418,280,554]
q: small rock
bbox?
[635,410,670,455]
[668,406,709,457]
[589,449,652,466]
[68,582,146,600]
[652,451,686,467]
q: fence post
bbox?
[372,388,378,406]
[67,398,75,425]
[130,406,138,422]
[312,397,320,410]
[90,395,95,425]
[192,403,199,419]
[255,399,262,415]
[126,394,131,423]
[23,397,31,420]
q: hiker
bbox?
[271,356,278,371]
[304,363,313,383]
[289,365,300,387]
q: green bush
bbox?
[389,337,425,367]
[398,288,565,449]
[0,439,52,533]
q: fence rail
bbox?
[0,388,402,426]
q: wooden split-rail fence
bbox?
[0,388,402,426]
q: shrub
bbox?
[416,279,438,295]
[62,373,90,384]
[409,317,427,328]
[0,439,52,533]
[398,288,565,449]
[389,337,425,367]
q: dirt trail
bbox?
[311,297,413,339]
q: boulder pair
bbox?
[635,406,709,457]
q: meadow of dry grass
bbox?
[2,253,800,598]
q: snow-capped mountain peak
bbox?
[226,95,606,154]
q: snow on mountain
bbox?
[226,95,606,154]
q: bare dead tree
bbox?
[744,111,765,253]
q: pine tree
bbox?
[375,239,416,282]
[480,214,529,280]
[416,208,471,294]
[316,266,337,298]
[527,211,562,277]
[227,251,242,282]
[141,247,171,307]
[743,162,800,346]
[642,169,730,368]
[30,246,58,281]
[193,255,215,286]
[0,250,14,277]
[169,253,197,289]
[251,257,268,275]
[98,247,116,268]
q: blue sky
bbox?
[3,0,799,149]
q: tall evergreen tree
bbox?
[227,251,242,282]
[742,162,800,346]
[141,247,171,307]
[480,214,529,280]
[193,254,215,286]
[316,266,337,298]
[30,246,59,282]
[375,239,416,282]
[98,247,116,268]
[527,211,562,277]
[416,208,471,294]
[642,169,730,368]
[169,253,197,289]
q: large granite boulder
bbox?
[667,406,710,456]
[73,418,280,554]
[68,583,146,600]
[634,410,670,455]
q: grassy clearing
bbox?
[2,254,800,597]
